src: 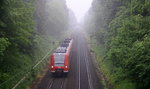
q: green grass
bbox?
[115,79,136,89]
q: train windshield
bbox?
[54,54,65,66]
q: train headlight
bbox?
[65,66,68,68]
[51,66,54,68]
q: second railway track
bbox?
[46,78,66,89]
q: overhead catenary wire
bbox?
[11,48,56,89]
[33,48,53,69]
[0,44,57,89]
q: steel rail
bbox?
[78,38,81,89]
[59,78,66,89]
[46,79,54,89]
[83,41,93,89]
[46,78,66,89]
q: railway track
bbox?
[46,78,66,89]
[77,36,81,89]
[84,45,93,89]
[46,79,54,89]
[78,35,94,89]
[36,31,103,89]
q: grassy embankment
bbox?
[84,32,136,89]
[21,32,71,89]
[0,34,69,89]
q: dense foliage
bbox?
[84,0,150,89]
[0,0,35,83]
[0,0,69,88]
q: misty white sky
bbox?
[66,0,93,22]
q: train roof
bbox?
[53,38,72,54]
[60,43,69,47]
[65,38,72,41]
[55,47,67,53]
[60,39,72,47]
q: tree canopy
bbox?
[0,0,69,88]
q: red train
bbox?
[50,38,73,76]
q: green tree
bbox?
[84,0,150,88]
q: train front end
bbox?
[50,38,72,76]
[50,53,69,74]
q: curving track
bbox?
[36,32,103,89]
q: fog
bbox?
[66,0,93,22]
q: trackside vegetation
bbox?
[84,0,150,89]
[0,0,69,88]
